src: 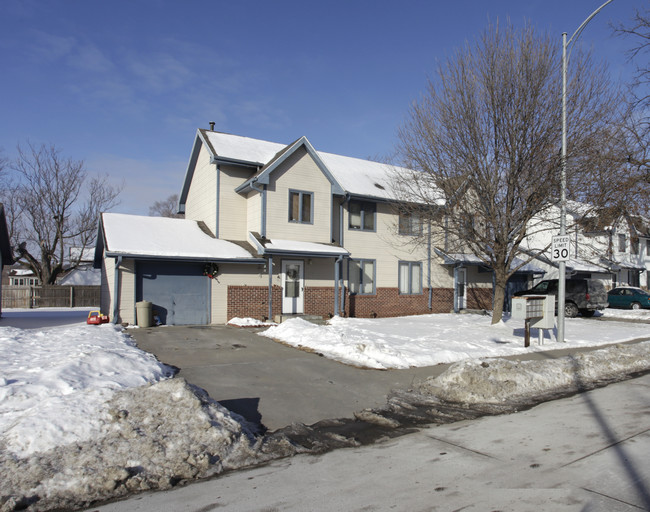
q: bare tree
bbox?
[393,22,621,324]
[7,142,121,284]
[613,6,650,110]
[149,194,183,218]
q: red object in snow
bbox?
[87,310,109,325]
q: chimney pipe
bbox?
[209,122,215,131]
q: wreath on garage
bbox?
[203,263,219,279]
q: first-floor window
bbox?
[399,261,422,294]
[349,259,375,295]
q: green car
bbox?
[607,287,650,310]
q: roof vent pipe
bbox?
[209,122,215,131]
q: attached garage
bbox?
[95,213,264,325]
[136,261,209,325]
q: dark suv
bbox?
[513,278,608,318]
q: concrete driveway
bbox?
[128,325,439,432]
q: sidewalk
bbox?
[89,372,650,512]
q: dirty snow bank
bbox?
[418,341,650,404]
[0,379,279,512]
[0,323,295,512]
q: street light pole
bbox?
[558,0,613,343]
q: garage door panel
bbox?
[137,262,208,325]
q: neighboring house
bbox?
[97,129,502,325]
[7,268,40,286]
[0,204,15,317]
[57,247,102,286]
[520,202,650,290]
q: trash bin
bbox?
[136,300,153,328]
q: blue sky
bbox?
[0,0,641,215]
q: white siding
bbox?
[185,145,216,234]
[265,147,332,243]
[344,202,452,289]
[218,165,250,240]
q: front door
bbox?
[282,260,304,314]
[456,267,467,310]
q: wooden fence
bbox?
[1,285,101,309]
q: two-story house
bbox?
[519,201,650,289]
[97,129,506,325]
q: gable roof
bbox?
[179,129,422,207]
[0,204,14,266]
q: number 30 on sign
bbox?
[551,235,571,261]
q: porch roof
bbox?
[435,249,545,274]
[248,232,349,258]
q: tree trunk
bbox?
[491,272,507,324]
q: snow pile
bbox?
[419,341,650,404]
[0,323,271,512]
[0,379,264,512]
[0,323,174,456]
[261,314,650,369]
[228,317,277,327]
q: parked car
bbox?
[607,287,650,310]
[513,278,608,318]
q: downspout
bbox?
[428,222,432,310]
[267,255,273,321]
[250,179,267,238]
[215,164,221,238]
[112,256,122,324]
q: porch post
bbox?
[112,256,122,324]
[334,256,343,316]
[453,265,459,313]
[267,256,273,321]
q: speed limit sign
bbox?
[551,235,571,261]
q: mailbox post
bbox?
[511,295,555,347]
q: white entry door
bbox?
[282,260,304,314]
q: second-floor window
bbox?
[399,212,422,236]
[632,237,640,255]
[289,190,313,224]
[349,201,375,231]
[618,234,626,253]
[647,240,650,257]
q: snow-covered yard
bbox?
[261,310,650,369]
[1,308,649,511]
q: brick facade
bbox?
[227,284,458,321]
[227,285,282,321]
[466,286,493,310]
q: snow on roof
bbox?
[204,131,286,165]
[11,269,35,276]
[58,266,101,286]
[101,213,258,260]
[263,238,349,256]
[203,130,433,202]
